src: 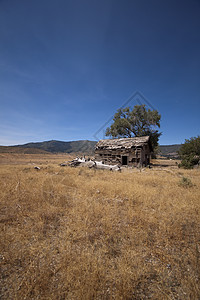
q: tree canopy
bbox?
[178,136,200,168]
[105,104,161,151]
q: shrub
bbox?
[179,176,193,188]
[179,136,200,169]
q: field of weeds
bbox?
[0,154,200,299]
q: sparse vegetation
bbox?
[0,154,200,299]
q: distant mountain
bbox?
[12,140,97,154]
[0,140,182,156]
[159,144,181,156]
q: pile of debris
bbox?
[60,157,121,172]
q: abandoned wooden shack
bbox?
[95,136,152,167]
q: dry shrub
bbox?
[0,155,200,299]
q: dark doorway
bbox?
[145,154,149,166]
[122,156,128,165]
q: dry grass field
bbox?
[0,154,200,299]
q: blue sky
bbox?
[0,0,200,145]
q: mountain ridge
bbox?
[10,140,96,154]
[158,144,181,156]
[0,140,182,156]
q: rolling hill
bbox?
[0,146,50,154]
[0,140,182,156]
[11,140,96,154]
[158,144,181,157]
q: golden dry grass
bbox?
[0,154,200,299]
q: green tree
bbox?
[178,136,200,169]
[105,104,161,152]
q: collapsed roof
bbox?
[95,136,151,150]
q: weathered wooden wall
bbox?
[95,144,151,167]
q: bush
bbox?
[179,136,200,169]
[179,176,193,188]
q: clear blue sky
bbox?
[0,0,200,145]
